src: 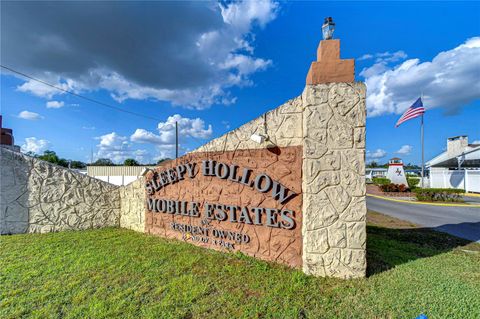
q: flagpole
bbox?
[421,113,424,188]
[421,92,425,188]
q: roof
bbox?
[427,145,480,168]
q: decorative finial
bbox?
[322,17,335,40]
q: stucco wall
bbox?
[0,148,120,234]
[301,83,366,279]
[119,178,145,232]
[193,96,303,153]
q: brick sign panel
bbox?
[145,146,303,268]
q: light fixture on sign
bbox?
[250,133,266,144]
[322,17,335,40]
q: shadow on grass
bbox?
[366,212,479,276]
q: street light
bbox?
[322,17,335,40]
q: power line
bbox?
[0,64,162,122]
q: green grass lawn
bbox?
[1,212,479,319]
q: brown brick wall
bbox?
[145,146,303,268]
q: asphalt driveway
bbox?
[367,195,480,242]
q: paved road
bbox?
[367,196,480,242]
[464,195,480,204]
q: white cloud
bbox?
[4,1,279,109]
[220,0,279,31]
[131,129,169,145]
[358,53,373,61]
[375,51,407,63]
[129,114,213,160]
[95,115,213,163]
[95,132,132,163]
[358,51,407,63]
[396,144,413,155]
[472,140,480,145]
[361,37,480,117]
[21,137,50,154]
[131,114,213,145]
[94,132,151,164]
[366,149,387,161]
[46,100,64,108]
[18,110,43,120]
[222,120,231,129]
[82,126,96,130]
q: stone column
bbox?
[301,39,367,279]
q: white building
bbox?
[426,136,480,193]
[87,165,157,186]
[365,168,387,182]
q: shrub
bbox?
[407,177,420,190]
[414,188,465,202]
[372,177,391,186]
[380,183,409,192]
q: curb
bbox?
[367,194,480,208]
[465,193,480,198]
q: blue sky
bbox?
[1,1,479,164]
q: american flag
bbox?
[395,97,425,127]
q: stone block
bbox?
[346,222,366,249]
[303,137,327,158]
[302,85,329,107]
[354,127,366,149]
[303,103,332,132]
[341,197,366,222]
[324,186,351,213]
[305,228,329,254]
[341,169,366,197]
[327,120,353,149]
[328,83,360,116]
[305,171,340,194]
[327,221,346,248]
[304,196,338,230]
[341,149,365,175]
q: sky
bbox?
[1,1,479,165]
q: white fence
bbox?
[429,169,480,193]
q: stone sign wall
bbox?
[1,38,367,279]
[0,148,121,234]
[143,81,366,278]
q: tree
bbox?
[31,150,86,169]
[124,158,139,166]
[92,158,115,166]
[367,161,378,168]
[70,160,87,169]
[157,158,171,165]
[37,150,68,167]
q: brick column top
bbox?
[306,39,355,85]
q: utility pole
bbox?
[175,121,178,159]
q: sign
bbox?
[144,147,303,268]
[145,160,299,249]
